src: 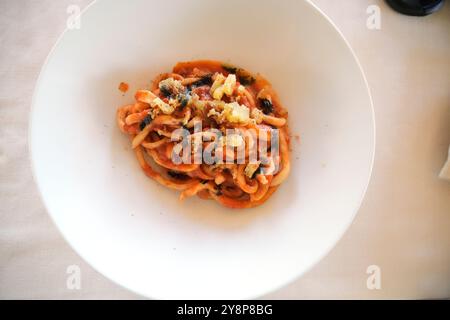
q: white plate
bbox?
[30,0,375,299]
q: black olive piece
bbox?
[236,69,255,86]
[215,184,223,196]
[177,93,190,109]
[222,63,238,74]
[139,114,152,131]
[251,166,262,180]
[238,74,255,86]
[259,98,273,115]
[190,74,213,88]
[167,171,188,180]
[160,84,172,97]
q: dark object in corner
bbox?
[385,0,445,16]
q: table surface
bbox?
[0,0,449,299]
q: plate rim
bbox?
[28,0,376,299]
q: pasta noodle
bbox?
[116,60,291,208]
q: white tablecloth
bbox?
[0,0,449,299]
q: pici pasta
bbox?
[116,60,290,208]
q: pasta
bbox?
[116,60,290,208]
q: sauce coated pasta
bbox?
[116,60,290,208]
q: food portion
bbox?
[116,60,290,209]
